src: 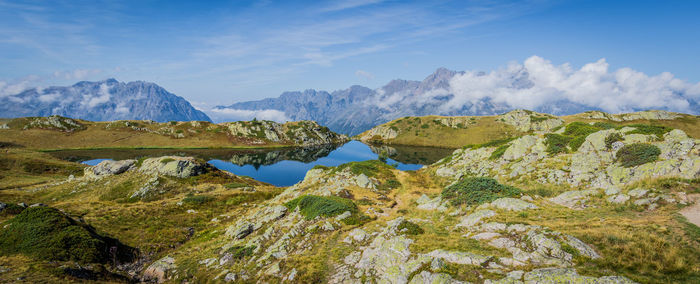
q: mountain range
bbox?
[0,79,211,122]
[217,66,699,135]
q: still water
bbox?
[62,141,455,186]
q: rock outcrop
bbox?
[139,156,211,178]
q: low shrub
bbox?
[0,203,25,215]
[544,134,572,155]
[568,135,587,152]
[616,143,661,167]
[626,124,672,138]
[442,177,521,206]
[489,144,509,160]
[592,122,618,129]
[0,207,136,264]
[464,136,519,150]
[397,220,424,235]
[285,195,358,220]
[605,133,624,149]
[227,245,256,259]
[182,194,215,205]
[564,122,602,137]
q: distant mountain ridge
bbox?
[217,65,699,135]
[0,79,211,122]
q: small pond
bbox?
[50,141,455,186]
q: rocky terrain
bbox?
[358,109,699,148]
[0,111,698,283]
[0,116,348,149]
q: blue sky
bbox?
[1,0,699,109]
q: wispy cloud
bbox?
[355,70,374,80]
[319,0,384,12]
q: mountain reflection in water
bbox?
[49,141,455,186]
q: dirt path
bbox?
[680,194,700,227]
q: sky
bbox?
[1,0,699,111]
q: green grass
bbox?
[397,220,424,235]
[0,207,136,264]
[160,158,175,164]
[223,182,249,189]
[616,143,661,167]
[333,160,392,178]
[464,136,519,150]
[442,177,521,206]
[285,195,358,220]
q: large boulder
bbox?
[84,159,136,178]
[139,156,210,178]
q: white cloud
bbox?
[445,56,699,114]
[37,92,61,103]
[209,108,290,123]
[81,83,111,108]
[0,75,40,97]
[355,70,374,80]
[319,0,384,12]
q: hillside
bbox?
[0,112,698,283]
[358,110,700,148]
[0,116,347,150]
[0,79,211,122]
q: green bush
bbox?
[568,135,587,152]
[544,134,572,155]
[0,207,136,264]
[182,194,214,205]
[160,158,175,164]
[464,136,518,150]
[285,195,358,220]
[420,124,430,129]
[564,122,602,137]
[0,203,25,215]
[593,122,618,129]
[397,220,424,235]
[227,245,256,259]
[605,133,624,149]
[489,144,509,160]
[334,160,391,178]
[626,124,672,138]
[442,177,521,206]
[616,143,661,167]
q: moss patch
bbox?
[616,143,661,167]
[442,177,521,206]
[285,195,358,220]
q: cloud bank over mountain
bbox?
[444,56,700,114]
[218,56,700,135]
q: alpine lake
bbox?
[48,141,456,186]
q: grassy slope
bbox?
[0,151,281,282]
[368,115,522,148]
[0,118,343,150]
[359,111,699,148]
